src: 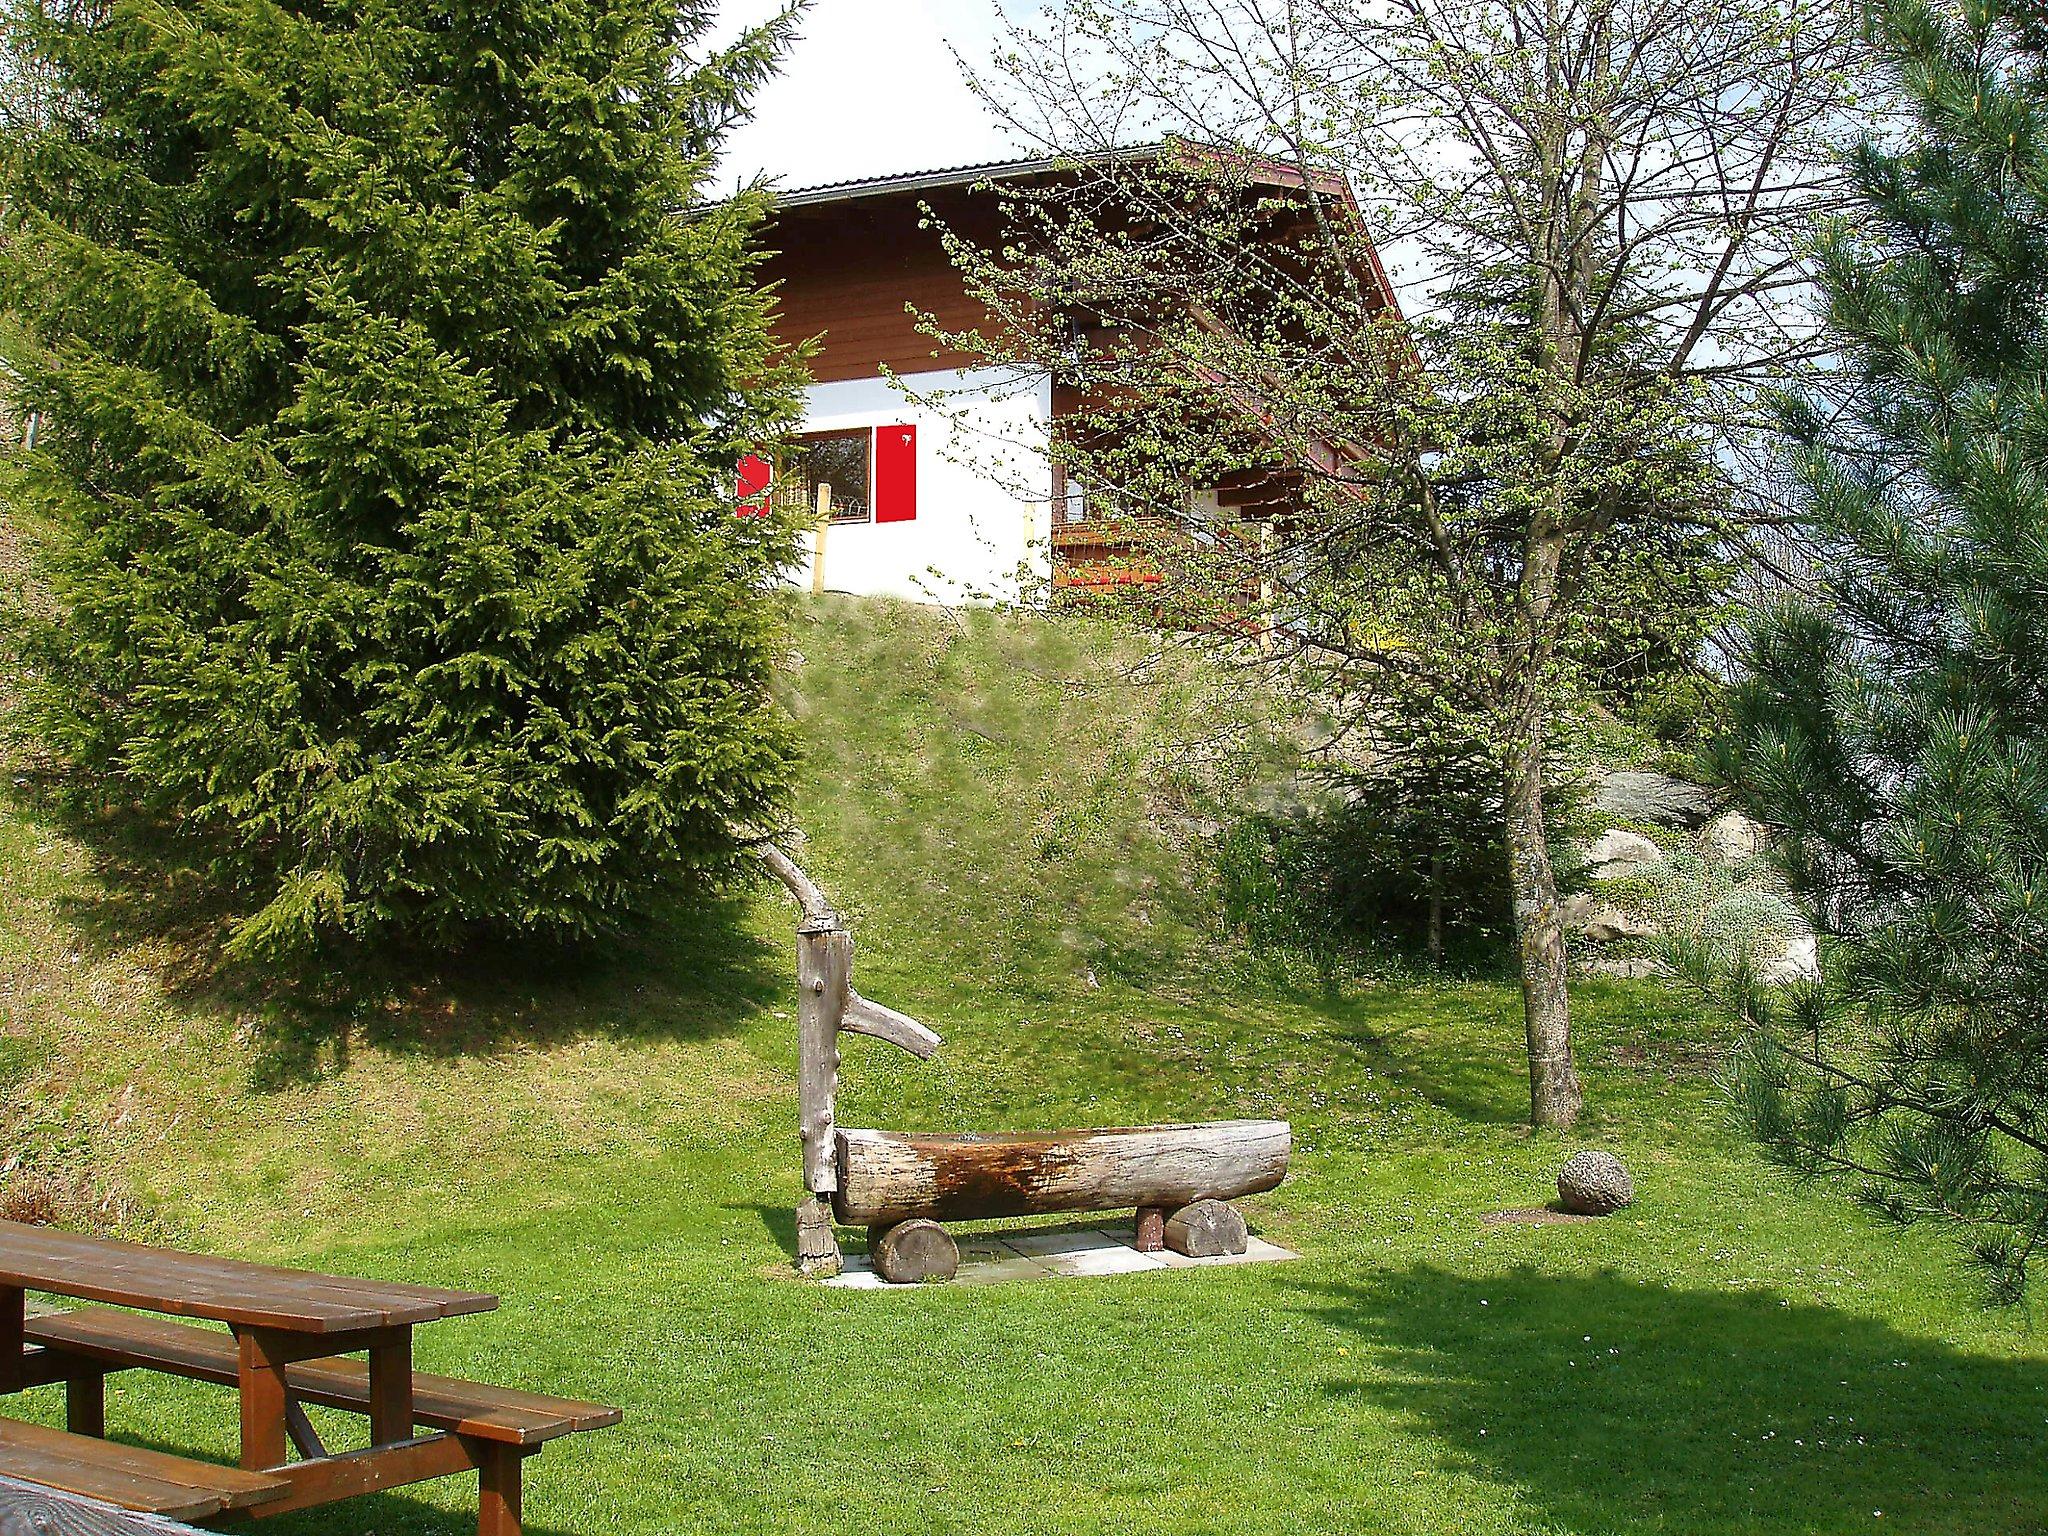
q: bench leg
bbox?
[0,1287,21,1394]
[477,1442,523,1536]
[65,1369,105,1437]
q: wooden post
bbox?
[795,1194,840,1276]
[367,1330,414,1448]
[758,843,941,1279]
[811,484,831,596]
[795,926,852,1199]
[0,1286,22,1394]
[1134,1205,1168,1253]
[1257,516,1276,653]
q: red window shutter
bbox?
[873,424,917,522]
[736,453,773,517]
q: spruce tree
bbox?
[1712,0,2048,1299]
[0,0,806,964]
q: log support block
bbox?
[870,1219,959,1284]
[1134,1205,1168,1253]
[796,1194,842,1279]
[1164,1199,1249,1258]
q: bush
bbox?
[1218,793,1513,969]
[1593,847,1805,962]
[1,0,806,964]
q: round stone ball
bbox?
[1557,1150,1634,1216]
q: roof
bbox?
[773,150,1156,210]
[767,144,1401,320]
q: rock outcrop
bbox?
[1580,828,1664,879]
[1701,809,1769,865]
[1591,770,1717,830]
[1759,934,1819,984]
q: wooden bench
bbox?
[0,1417,284,1522]
[0,1221,619,1535]
[28,1309,620,1452]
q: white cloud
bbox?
[717,0,1018,192]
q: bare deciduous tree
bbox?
[931,0,1863,1126]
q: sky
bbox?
[716,0,1021,192]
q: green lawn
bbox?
[1,597,2043,1534]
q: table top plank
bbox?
[0,1223,495,1334]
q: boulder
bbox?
[1580,829,1664,880]
[1759,934,1819,984]
[1592,770,1717,830]
[1587,957,1670,980]
[1582,905,1656,943]
[1701,809,1769,865]
[1557,1150,1634,1216]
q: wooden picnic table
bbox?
[0,1219,617,1534]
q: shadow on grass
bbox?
[1293,1265,2048,1535]
[1340,1006,1532,1127]
[254,1496,579,1536]
[1308,975,1739,1129]
[12,769,785,1090]
[93,1423,583,1536]
[728,1201,798,1256]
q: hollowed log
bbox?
[831,1120,1291,1227]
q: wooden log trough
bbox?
[833,1122,1291,1227]
[758,844,1293,1284]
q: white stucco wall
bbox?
[794,365,1053,604]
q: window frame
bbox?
[780,427,875,526]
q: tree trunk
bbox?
[1426,848,1445,966]
[1502,721,1582,1129]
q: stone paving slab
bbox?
[1152,1235,1298,1269]
[1003,1228,1131,1260]
[821,1226,1300,1289]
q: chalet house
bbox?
[743,151,1400,604]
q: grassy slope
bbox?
[1,596,2044,1535]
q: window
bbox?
[1052,465,1094,524]
[743,425,917,526]
[784,429,872,524]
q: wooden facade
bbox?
[759,182,1003,385]
[755,153,1400,599]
